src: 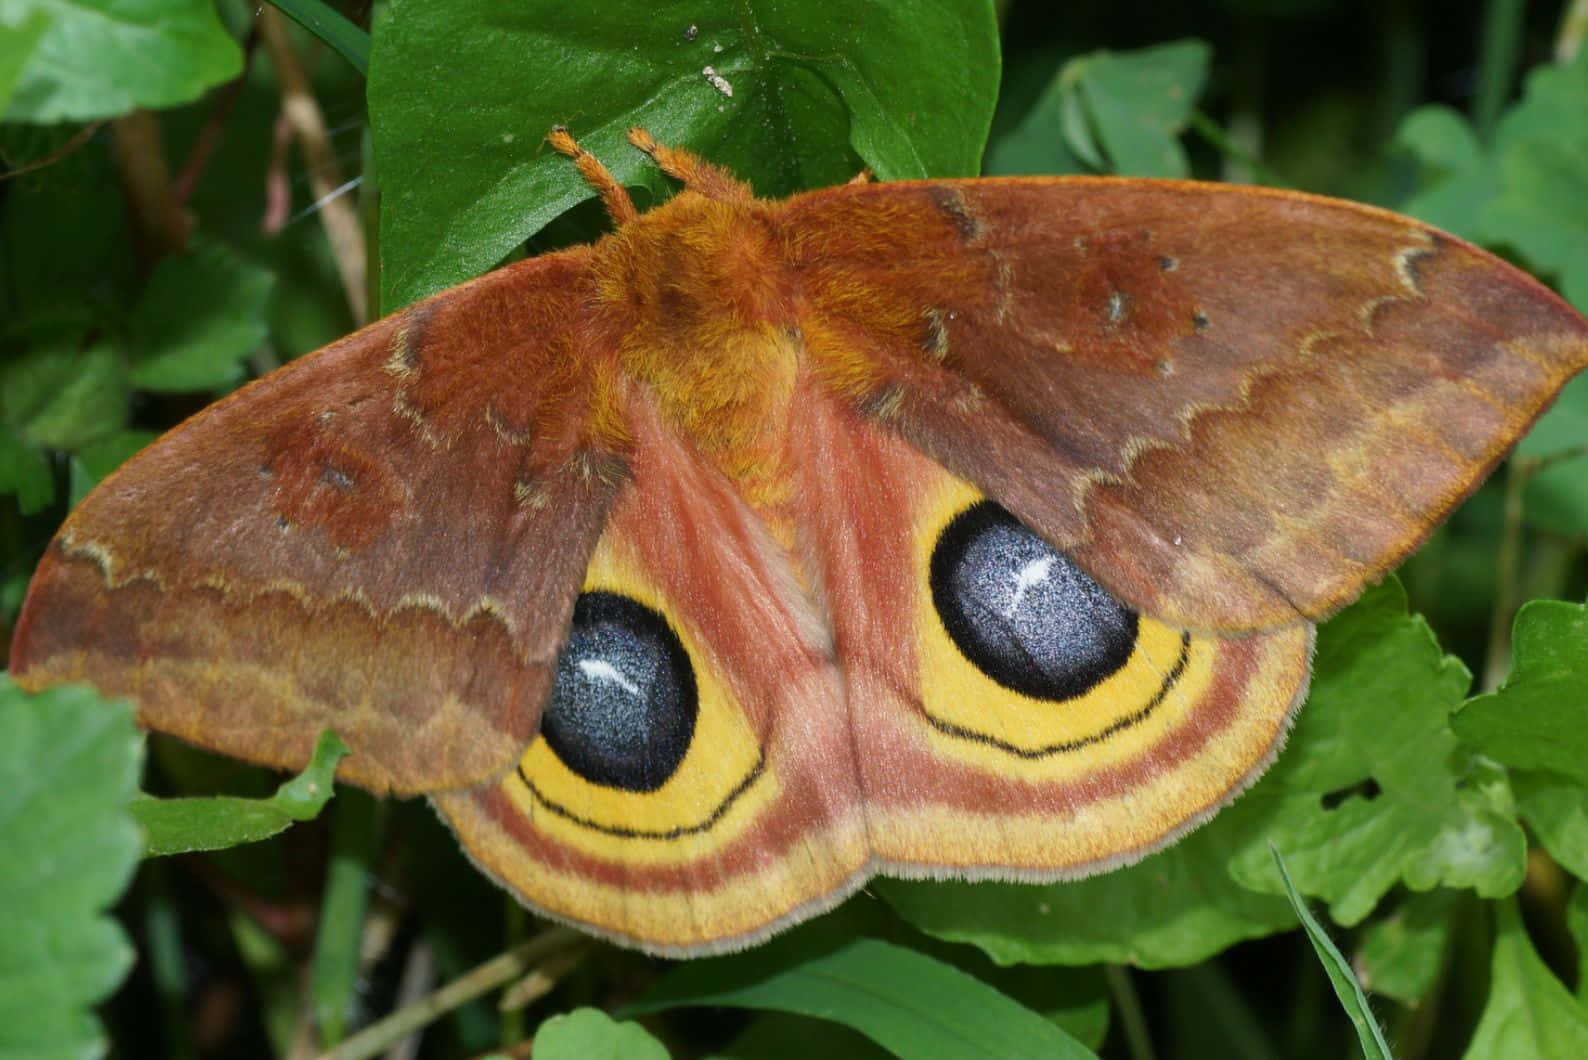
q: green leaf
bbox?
[1513,772,1588,880]
[984,39,1209,178]
[2,0,244,123]
[1465,899,1588,1058]
[1395,105,1495,238]
[1477,49,1588,311]
[631,938,1094,1059]
[534,1007,669,1060]
[0,339,129,452]
[982,71,1089,177]
[718,1011,893,1060]
[1398,103,1486,172]
[0,125,133,315]
[367,0,1000,306]
[0,677,141,1060]
[0,423,53,513]
[134,730,349,855]
[1354,890,1457,1004]
[129,241,275,393]
[880,815,1296,968]
[1454,600,1588,786]
[1227,580,1525,923]
[1070,39,1210,176]
[1271,845,1393,1060]
[0,3,51,113]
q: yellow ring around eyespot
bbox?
[505,535,779,865]
[911,476,1219,784]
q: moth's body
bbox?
[12,131,1588,954]
[591,191,801,520]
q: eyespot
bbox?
[541,590,697,792]
[929,501,1137,699]
[512,536,772,852]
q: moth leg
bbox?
[626,127,752,203]
[847,169,874,185]
[546,126,638,225]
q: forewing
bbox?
[11,250,625,794]
[783,177,1588,630]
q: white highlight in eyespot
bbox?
[580,658,641,697]
[1007,556,1056,613]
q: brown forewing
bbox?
[782,178,1588,631]
[10,249,627,794]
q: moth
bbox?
[11,129,1588,955]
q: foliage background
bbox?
[3,0,1588,1057]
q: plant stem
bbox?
[317,927,583,1060]
[1473,0,1525,138]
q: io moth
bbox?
[11,128,1588,955]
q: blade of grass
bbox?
[268,0,370,76]
[311,792,381,1046]
[1473,0,1525,136]
[629,937,1097,1060]
[1271,843,1394,1060]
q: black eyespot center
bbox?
[930,501,1138,700]
[541,590,697,792]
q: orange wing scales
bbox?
[12,251,628,793]
[782,179,1588,629]
[11,144,1588,955]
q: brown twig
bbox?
[316,927,585,1060]
[109,110,192,266]
[498,941,588,1011]
[257,5,368,323]
[1558,0,1588,62]
[173,28,258,206]
[0,122,104,181]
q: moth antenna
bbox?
[547,126,638,226]
[626,127,752,202]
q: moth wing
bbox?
[435,375,1311,957]
[788,386,1310,879]
[434,387,872,955]
[784,178,1588,631]
[11,250,623,794]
